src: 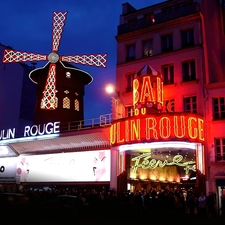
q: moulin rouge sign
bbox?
[110,66,204,146]
[0,122,60,141]
[110,113,204,145]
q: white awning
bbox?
[1,127,110,156]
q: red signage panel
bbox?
[110,113,204,146]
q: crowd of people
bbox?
[1,185,220,219]
[119,187,218,218]
[1,184,225,225]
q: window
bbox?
[182,60,196,81]
[41,97,58,109]
[74,99,79,111]
[63,97,70,109]
[55,97,58,108]
[126,106,134,117]
[184,96,197,113]
[163,99,175,112]
[181,28,194,48]
[144,13,155,24]
[213,97,225,120]
[126,73,135,92]
[126,44,135,61]
[162,64,174,85]
[142,39,153,57]
[161,34,173,52]
[127,17,137,23]
[214,138,225,161]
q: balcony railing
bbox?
[117,2,200,35]
[60,113,112,132]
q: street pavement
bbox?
[81,212,225,225]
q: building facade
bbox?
[1,0,225,216]
[112,0,225,214]
[0,43,36,135]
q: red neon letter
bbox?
[146,117,158,140]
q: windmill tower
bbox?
[2,11,107,126]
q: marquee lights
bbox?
[110,114,204,146]
[119,141,197,152]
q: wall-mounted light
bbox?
[105,84,120,97]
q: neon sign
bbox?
[131,152,196,174]
[110,113,204,146]
[133,72,163,113]
[0,122,60,141]
[23,122,60,137]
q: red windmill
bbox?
[2,11,107,126]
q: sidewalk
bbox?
[82,212,225,225]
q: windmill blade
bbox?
[60,53,108,68]
[52,11,68,53]
[2,49,47,63]
[41,63,57,110]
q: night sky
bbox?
[0,0,164,121]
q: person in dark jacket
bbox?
[207,192,216,217]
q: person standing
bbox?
[207,192,216,217]
[187,191,196,215]
[198,192,207,216]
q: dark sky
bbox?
[0,0,164,121]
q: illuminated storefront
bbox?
[110,65,205,192]
[110,115,205,192]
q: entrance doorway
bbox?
[217,185,225,216]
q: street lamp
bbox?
[105,83,120,97]
[105,84,115,94]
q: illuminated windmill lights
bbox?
[2,11,107,110]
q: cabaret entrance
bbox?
[110,113,205,193]
[118,141,204,192]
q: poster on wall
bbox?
[16,150,111,183]
[0,157,17,182]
